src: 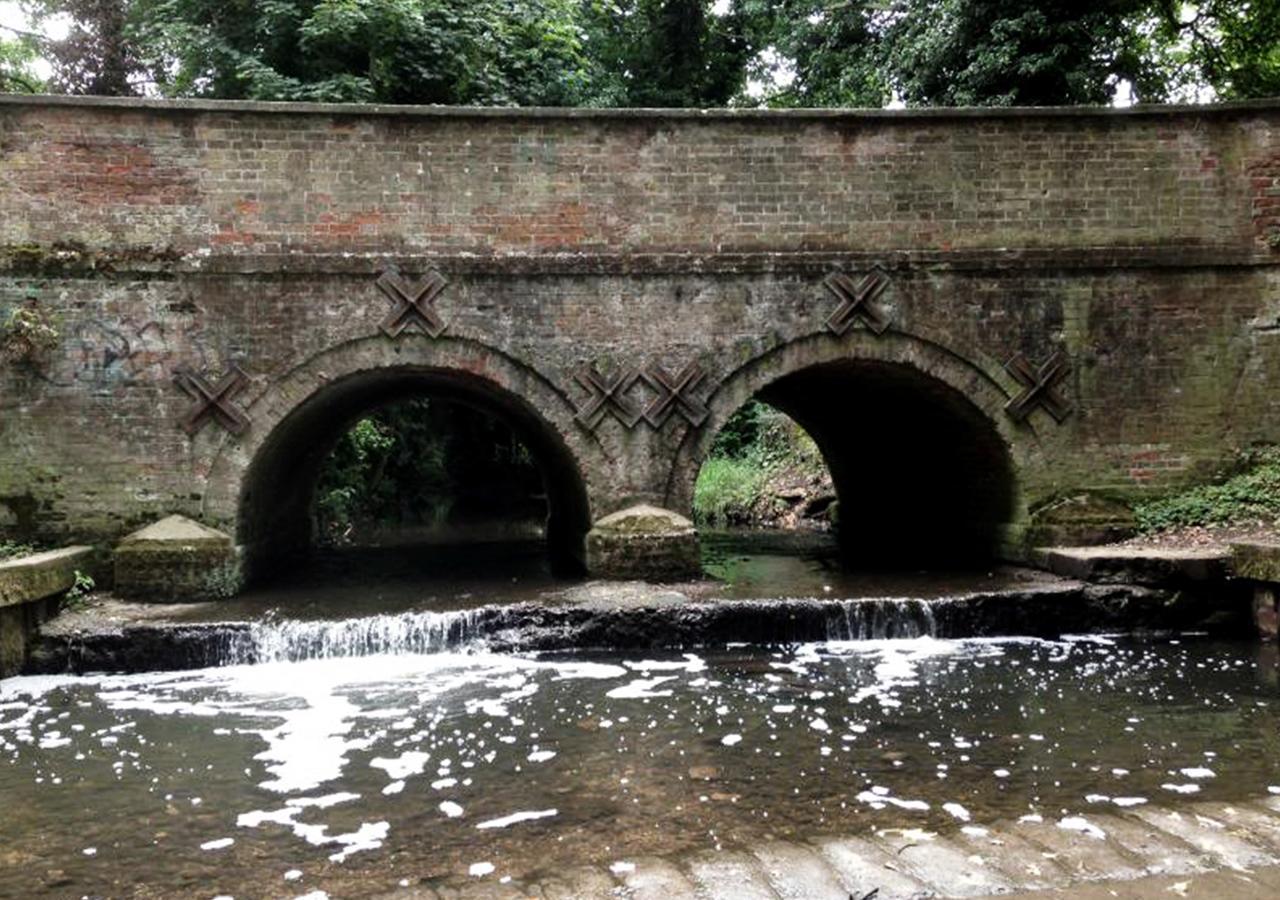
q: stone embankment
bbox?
[1036,540,1280,639]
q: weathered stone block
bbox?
[1231,541,1280,583]
[1033,546,1229,585]
[1253,586,1278,640]
[113,515,242,602]
[586,505,701,582]
[0,546,91,676]
[0,546,94,609]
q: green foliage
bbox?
[64,569,95,606]
[0,540,37,561]
[313,397,544,542]
[694,401,826,525]
[1134,447,1280,532]
[1,302,62,367]
[694,455,769,525]
[0,27,45,93]
[11,1,1280,108]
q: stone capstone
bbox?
[113,515,242,602]
[585,505,701,581]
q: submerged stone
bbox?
[585,505,701,581]
[113,515,242,602]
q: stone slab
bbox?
[0,546,94,609]
[1034,546,1229,585]
[1231,541,1280,583]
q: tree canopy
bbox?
[5,0,1280,106]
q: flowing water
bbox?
[3,631,1279,898]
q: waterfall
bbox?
[224,607,490,664]
[826,598,941,641]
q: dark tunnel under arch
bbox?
[738,358,1018,567]
[237,366,592,583]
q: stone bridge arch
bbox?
[669,329,1041,562]
[201,335,597,581]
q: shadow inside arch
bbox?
[679,333,1026,568]
[237,364,591,585]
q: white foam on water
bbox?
[1179,767,1215,780]
[1058,816,1106,840]
[469,862,494,876]
[607,676,677,699]
[1161,783,1201,794]
[943,802,971,821]
[200,838,234,851]
[527,750,556,763]
[370,751,430,781]
[439,801,464,818]
[721,733,742,746]
[475,809,558,830]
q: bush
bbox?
[693,456,769,526]
[0,540,36,561]
[1134,447,1280,532]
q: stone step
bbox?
[811,835,932,898]
[874,827,1015,896]
[751,840,849,900]
[1126,807,1277,871]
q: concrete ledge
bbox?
[1034,546,1230,585]
[0,546,94,609]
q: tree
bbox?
[580,0,758,107]
[0,24,45,92]
[1154,0,1280,100]
[121,0,598,104]
[26,0,142,94]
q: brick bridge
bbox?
[1,96,1278,587]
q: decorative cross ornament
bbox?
[824,269,892,336]
[376,267,449,338]
[574,365,643,430]
[175,364,251,436]
[1004,350,1073,423]
[642,361,709,428]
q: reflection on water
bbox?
[2,636,1278,897]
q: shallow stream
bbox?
[3,634,1279,898]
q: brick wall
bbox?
[0,96,1277,558]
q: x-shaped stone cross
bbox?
[824,269,892,336]
[376,267,449,338]
[642,361,709,428]
[175,364,250,436]
[574,365,643,430]
[1004,350,1073,423]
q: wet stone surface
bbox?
[2,635,1279,897]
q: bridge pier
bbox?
[585,505,701,581]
